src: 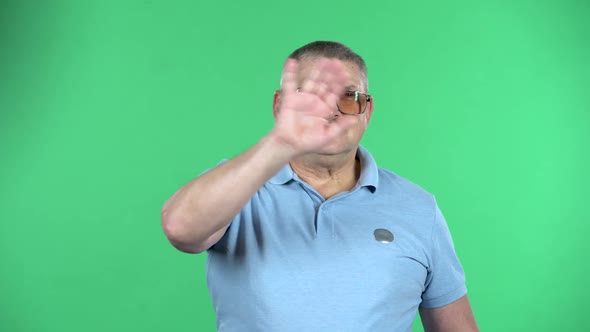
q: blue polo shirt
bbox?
[206,146,467,331]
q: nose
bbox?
[327,109,340,123]
[329,106,341,118]
[326,108,340,122]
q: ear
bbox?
[272,90,281,119]
[365,95,375,124]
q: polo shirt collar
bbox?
[268,161,295,184]
[268,145,379,192]
[356,145,379,192]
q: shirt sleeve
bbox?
[420,200,467,308]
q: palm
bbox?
[273,58,355,155]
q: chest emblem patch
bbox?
[374,228,394,243]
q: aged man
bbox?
[161,41,478,331]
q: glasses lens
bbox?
[337,91,367,114]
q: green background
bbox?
[1,0,588,331]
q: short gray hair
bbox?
[286,41,369,91]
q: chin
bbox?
[316,141,357,156]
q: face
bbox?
[273,57,374,156]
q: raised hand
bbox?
[270,58,357,157]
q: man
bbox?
[161,41,478,331]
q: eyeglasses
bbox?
[295,89,372,115]
[337,90,372,115]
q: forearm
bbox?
[161,133,295,251]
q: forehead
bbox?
[296,57,363,91]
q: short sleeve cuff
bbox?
[420,284,467,309]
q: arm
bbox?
[160,58,353,253]
[160,136,294,253]
[419,295,479,332]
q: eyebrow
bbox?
[345,85,359,91]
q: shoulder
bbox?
[377,167,436,209]
[357,146,435,209]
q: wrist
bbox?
[263,131,300,162]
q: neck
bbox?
[290,148,360,199]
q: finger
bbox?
[281,59,299,93]
[315,80,329,98]
[314,61,335,99]
[329,59,349,94]
[300,65,321,93]
[320,60,348,106]
[324,84,343,110]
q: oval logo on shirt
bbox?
[374,228,394,243]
